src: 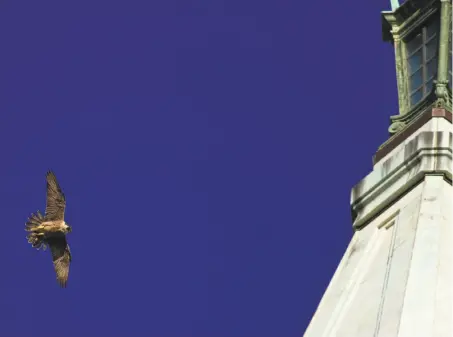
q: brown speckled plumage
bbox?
[25,171,72,288]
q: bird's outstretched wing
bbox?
[45,171,66,221]
[48,236,71,288]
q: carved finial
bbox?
[434,80,450,107]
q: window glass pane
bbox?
[411,89,423,106]
[426,57,437,80]
[406,33,422,55]
[410,69,423,91]
[426,19,439,39]
[425,78,434,94]
[408,49,423,74]
[425,37,438,61]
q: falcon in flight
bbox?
[25,171,72,287]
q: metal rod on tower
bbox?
[390,0,400,11]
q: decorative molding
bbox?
[381,0,452,134]
[377,210,400,230]
[375,107,452,164]
[387,94,436,136]
[382,0,439,42]
[398,4,439,40]
[352,129,452,229]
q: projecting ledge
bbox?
[351,130,452,229]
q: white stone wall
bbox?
[304,116,453,337]
[304,178,452,337]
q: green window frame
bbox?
[405,17,440,106]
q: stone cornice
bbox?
[351,129,452,229]
[374,108,452,164]
[382,0,438,42]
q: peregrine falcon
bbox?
[25,171,72,287]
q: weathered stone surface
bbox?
[303,118,452,337]
[351,117,452,229]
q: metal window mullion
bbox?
[422,27,428,94]
[410,64,423,75]
[426,55,437,64]
[410,83,425,94]
[425,34,437,45]
[407,44,424,58]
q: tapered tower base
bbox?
[303,111,452,337]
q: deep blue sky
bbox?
[0,1,397,336]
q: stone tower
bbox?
[303,0,452,336]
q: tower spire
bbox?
[303,0,452,336]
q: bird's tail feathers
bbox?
[25,211,44,231]
[25,211,47,250]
